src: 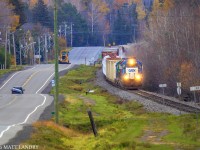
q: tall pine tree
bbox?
[58,3,88,46]
[112,3,138,44]
[9,0,26,27]
[32,0,51,28]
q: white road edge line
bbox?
[0,67,36,90]
[0,94,46,138]
[36,64,72,94]
[0,64,72,139]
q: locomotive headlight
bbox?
[123,74,129,80]
[128,59,136,66]
[135,74,142,81]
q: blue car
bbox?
[11,87,25,94]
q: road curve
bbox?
[0,64,73,145]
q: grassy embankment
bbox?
[0,66,23,78]
[21,65,200,150]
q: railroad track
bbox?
[130,90,200,113]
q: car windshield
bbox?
[13,87,22,90]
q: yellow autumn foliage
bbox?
[179,61,198,89]
[29,0,49,7]
[152,0,174,12]
[98,2,109,13]
[135,0,146,20]
[136,3,146,20]
[92,0,109,14]
[10,15,20,31]
[58,37,67,50]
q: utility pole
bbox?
[59,25,61,37]
[54,0,59,124]
[48,34,52,60]
[12,33,16,68]
[8,39,11,54]
[64,22,67,41]
[91,3,94,34]
[33,42,36,65]
[5,27,8,69]
[19,40,22,65]
[71,22,73,47]
[38,37,41,64]
[45,34,48,63]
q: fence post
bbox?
[87,110,98,137]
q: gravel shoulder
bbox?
[95,69,183,115]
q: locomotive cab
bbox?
[116,58,143,89]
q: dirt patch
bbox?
[140,130,169,144]
[115,98,129,104]
[79,95,96,106]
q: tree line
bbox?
[134,0,200,98]
[0,0,141,67]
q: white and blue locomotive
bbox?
[102,46,143,89]
[115,58,143,89]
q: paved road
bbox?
[69,47,104,65]
[0,64,73,145]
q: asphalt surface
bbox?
[0,64,73,145]
[69,47,104,65]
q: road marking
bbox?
[22,71,39,87]
[0,67,36,90]
[0,94,46,138]
[36,64,73,94]
[0,97,17,110]
[0,64,73,139]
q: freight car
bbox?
[102,47,118,58]
[102,56,143,89]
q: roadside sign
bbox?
[159,83,167,104]
[177,82,181,87]
[35,55,41,59]
[177,82,181,96]
[51,80,55,87]
[159,84,167,88]
[190,86,200,91]
[177,87,181,95]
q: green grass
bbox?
[0,65,23,77]
[21,65,200,150]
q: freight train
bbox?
[102,46,143,89]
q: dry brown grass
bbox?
[33,121,82,137]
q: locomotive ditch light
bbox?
[128,59,136,66]
[123,74,129,80]
[135,74,142,81]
